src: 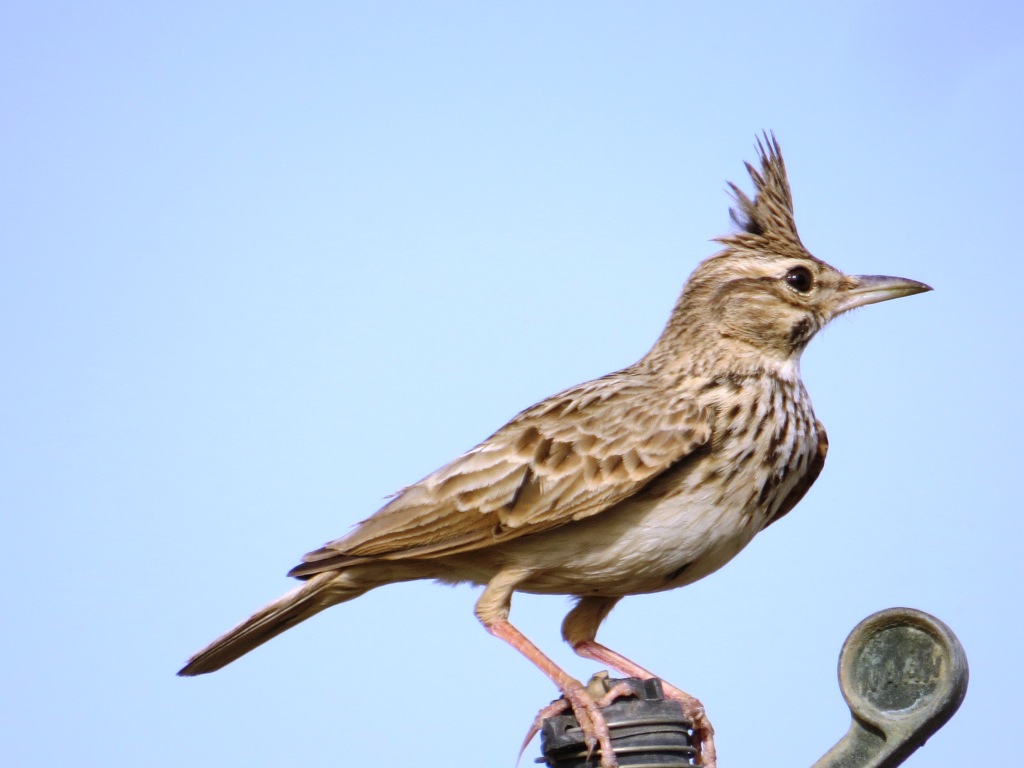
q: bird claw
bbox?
[558,688,615,766]
[517,698,570,766]
[692,712,717,768]
[656,683,717,768]
[519,673,716,768]
[593,680,637,708]
[519,674,643,768]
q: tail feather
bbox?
[178,572,363,676]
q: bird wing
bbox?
[290,373,714,574]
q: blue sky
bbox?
[3,2,1022,766]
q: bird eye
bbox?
[784,266,814,293]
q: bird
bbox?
[179,134,931,768]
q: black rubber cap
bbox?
[538,677,696,767]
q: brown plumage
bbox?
[179,135,930,768]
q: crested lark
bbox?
[180,135,931,768]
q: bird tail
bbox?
[177,571,366,676]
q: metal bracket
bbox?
[811,607,968,768]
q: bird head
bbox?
[648,135,931,372]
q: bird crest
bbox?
[716,133,803,251]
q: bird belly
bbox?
[495,457,769,597]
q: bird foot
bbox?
[656,681,717,768]
[518,672,638,768]
[517,697,568,764]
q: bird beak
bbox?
[835,274,933,315]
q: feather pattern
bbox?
[290,373,714,573]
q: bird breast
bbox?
[484,372,821,598]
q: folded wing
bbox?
[290,372,715,576]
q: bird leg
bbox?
[476,574,619,767]
[562,596,717,768]
[487,618,619,768]
[572,639,717,768]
